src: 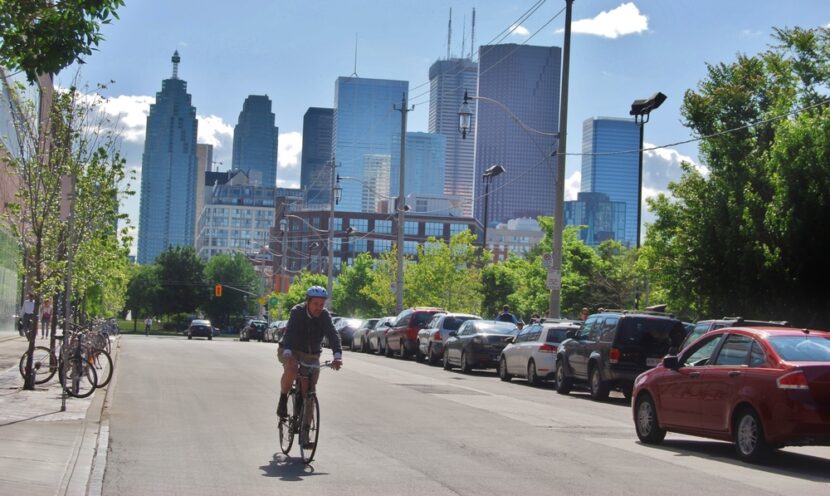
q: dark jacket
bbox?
[497,311,518,324]
[281,303,342,356]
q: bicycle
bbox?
[278,359,334,464]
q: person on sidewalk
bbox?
[40,300,52,339]
[144,317,152,336]
[20,294,36,338]
[496,304,518,324]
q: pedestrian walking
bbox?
[40,300,52,339]
[144,317,152,336]
[20,293,36,338]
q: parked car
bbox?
[187,319,214,340]
[386,307,445,359]
[680,317,790,351]
[633,326,830,462]
[416,313,480,364]
[442,320,518,373]
[555,311,686,401]
[351,318,380,352]
[499,320,581,385]
[335,318,364,348]
[239,319,268,342]
[367,316,396,354]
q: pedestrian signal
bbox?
[214,284,223,297]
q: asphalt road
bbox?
[102,335,830,496]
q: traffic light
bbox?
[214,284,222,297]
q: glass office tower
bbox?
[232,95,278,187]
[333,76,408,212]
[390,132,447,199]
[300,107,333,207]
[138,51,199,264]
[564,192,627,247]
[473,44,561,225]
[581,117,640,247]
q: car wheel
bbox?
[443,350,452,370]
[498,357,512,382]
[589,366,610,401]
[635,394,666,444]
[362,340,370,353]
[554,360,572,395]
[427,345,438,365]
[208,335,212,341]
[734,407,770,462]
[385,341,393,358]
[415,345,426,363]
[399,340,408,359]
[460,351,472,374]
[188,335,192,340]
[527,360,541,387]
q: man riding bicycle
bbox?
[277,286,343,423]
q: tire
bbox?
[299,394,321,464]
[19,346,58,385]
[589,366,610,401]
[427,345,439,365]
[527,360,541,387]
[555,360,572,395]
[443,350,452,370]
[362,339,369,354]
[460,350,472,374]
[88,348,114,388]
[498,357,512,382]
[59,358,98,398]
[734,407,770,462]
[415,344,426,363]
[278,391,296,455]
[399,340,409,360]
[635,394,666,444]
[188,335,192,340]
[208,335,212,341]
[385,341,393,358]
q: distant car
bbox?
[442,320,518,373]
[679,317,790,351]
[416,313,480,364]
[240,319,268,342]
[351,318,380,352]
[385,307,445,359]
[187,319,213,340]
[633,326,830,462]
[367,316,396,354]
[335,318,364,348]
[499,320,581,385]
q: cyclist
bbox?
[277,286,342,425]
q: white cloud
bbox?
[740,29,763,38]
[278,131,302,169]
[97,94,154,142]
[510,24,530,37]
[277,179,300,189]
[565,170,581,200]
[197,114,234,148]
[568,2,648,39]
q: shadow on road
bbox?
[642,439,830,482]
[260,453,329,480]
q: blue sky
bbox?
[61,0,830,248]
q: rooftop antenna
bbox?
[460,14,466,61]
[350,33,359,77]
[447,8,452,60]
[171,50,180,79]
[470,8,476,60]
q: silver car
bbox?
[417,313,481,364]
[498,321,580,385]
[351,318,380,352]
[367,316,396,354]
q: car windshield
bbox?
[444,316,475,331]
[413,312,437,327]
[545,328,571,343]
[768,335,830,362]
[617,318,686,354]
[252,322,267,329]
[476,322,517,335]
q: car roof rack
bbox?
[721,316,791,326]
[597,308,676,319]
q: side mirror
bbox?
[662,356,679,370]
[448,331,458,338]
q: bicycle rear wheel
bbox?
[59,358,98,398]
[88,348,113,388]
[278,391,298,455]
[299,394,320,464]
[19,346,58,385]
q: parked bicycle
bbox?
[278,359,335,464]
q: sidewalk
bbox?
[0,334,115,496]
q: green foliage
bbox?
[125,264,160,319]
[332,252,382,317]
[0,0,125,81]
[480,263,516,318]
[202,252,260,327]
[154,246,208,316]
[644,26,830,327]
[283,271,329,312]
[361,249,398,316]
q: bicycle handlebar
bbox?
[296,359,336,369]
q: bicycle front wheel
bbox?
[299,394,320,464]
[87,348,113,388]
[19,346,58,385]
[278,392,296,455]
[59,358,98,398]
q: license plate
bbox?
[646,357,661,367]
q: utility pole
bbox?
[549,0,573,318]
[394,93,414,314]
[325,160,338,310]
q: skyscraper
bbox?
[333,76,408,213]
[581,117,640,247]
[390,132,447,198]
[300,107,333,207]
[232,95,278,187]
[194,143,214,241]
[473,44,561,225]
[361,154,391,212]
[428,58,478,217]
[138,51,199,264]
[565,192,627,247]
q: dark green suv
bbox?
[554,311,686,401]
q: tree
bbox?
[362,249,398,316]
[480,262,516,318]
[645,26,830,327]
[283,271,329,311]
[124,264,161,322]
[202,252,260,327]
[0,0,125,82]
[332,252,381,317]
[154,246,207,317]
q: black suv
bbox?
[554,311,686,401]
[680,316,790,351]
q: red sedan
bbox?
[632,327,830,462]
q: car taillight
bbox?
[777,370,809,390]
[539,343,557,353]
[609,347,621,364]
[433,330,442,341]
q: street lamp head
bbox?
[483,164,506,179]
[458,90,473,139]
[630,92,667,117]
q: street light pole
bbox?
[481,164,505,252]
[394,93,414,314]
[279,218,287,317]
[549,0,574,318]
[629,91,667,248]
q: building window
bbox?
[349,218,368,232]
[333,217,343,231]
[425,222,443,237]
[373,239,392,253]
[350,238,367,252]
[404,241,418,255]
[450,223,469,235]
[375,219,392,234]
[405,221,419,235]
